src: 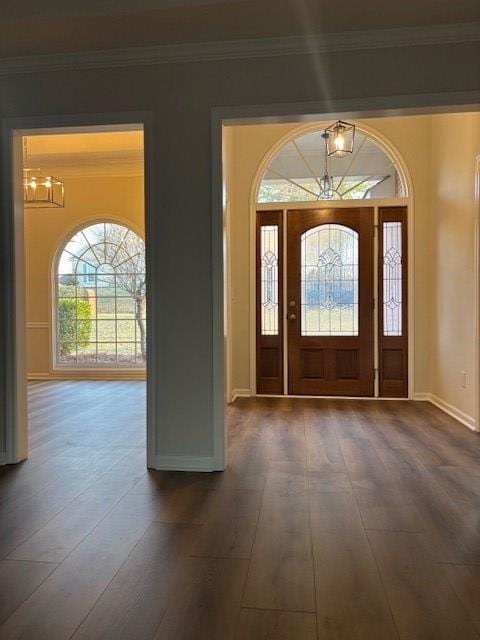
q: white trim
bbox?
[151,455,216,472]
[0,23,479,76]
[27,371,146,381]
[474,155,480,437]
[282,209,288,395]
[2,132,28,463]
[256,198,409,211]
[212,116,227,471]
[230,388,252,402]
[373,207,379,397]
[413,392,430,401]
[413,392,477,431]
[429,394,477,432]
[223,130,234,406]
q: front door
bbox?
[287,208,374,396]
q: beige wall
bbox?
[25,175,144,379]
[228,115,433,397]
[430,113,480,421]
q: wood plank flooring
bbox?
[1,383,480,638]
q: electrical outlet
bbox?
[460,371,467,389]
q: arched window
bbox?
[56,222,146,366]
[258,128,407,202]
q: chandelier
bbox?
[325,120,355,157]
[320,132,335,199]
[23,139,65,208]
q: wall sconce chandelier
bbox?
[23,139,65,208]
[325,120,355,157]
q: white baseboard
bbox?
[428,394,477,432]
[414,392,477,431]
[27,372,146,381]
[149,455,217,472]
[231,388,252,402]
[413,392,430,401]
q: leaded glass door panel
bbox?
[378,206,408,397]
[287,209,374,396]
[256,210,284,394]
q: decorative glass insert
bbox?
[56,222,146,365]
[258,129,407,203]
[383,222,402,336]
[301,224,359,336]
[260,225,279,335]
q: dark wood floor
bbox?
[0,382,480,638]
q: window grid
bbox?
[56,222,146,366]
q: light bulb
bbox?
[334,127,345,152]
[29,178,36,189]
[45,177,52,189]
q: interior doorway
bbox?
[223,119,414,405]
[4,121,151,465]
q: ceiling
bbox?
[24,131,144,178]
[265,130,396,181]
[1,0,479,58]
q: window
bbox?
[382,221,403,336]
[56,222,146,366]
[301,224,359,336]
[258,128,407,203]
[260,225,279,335]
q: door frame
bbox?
[0,112,156,465]
[250,197,415,400]
[475,154,480,431]
[254,200,411,398]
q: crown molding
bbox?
[0,22,479,76]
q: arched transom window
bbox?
[258,128,407,202]
[56,222,146,366]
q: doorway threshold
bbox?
[254,394,410,400]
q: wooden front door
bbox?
[287,208,374,396]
